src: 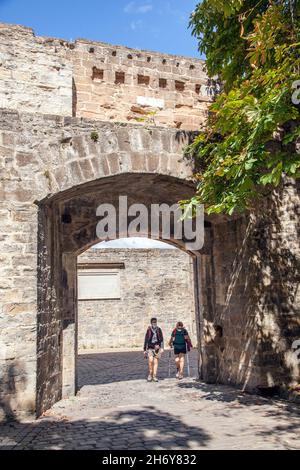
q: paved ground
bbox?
[0,349,300,450]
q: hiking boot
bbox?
[178,374,184,380]
[147,375,153,382]
[176,371,180,379]
[153,376,159,382]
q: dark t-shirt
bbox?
[172,328,188,347]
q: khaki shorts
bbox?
[147,348,162,359]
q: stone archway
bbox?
[2,110,299,420]
[2,108,219,418]
[36,172,212,416]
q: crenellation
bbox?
[0,23,211,129]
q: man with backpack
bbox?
[143,317,164,382]
[169,321,193,379]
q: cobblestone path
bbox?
[1,349,299,450]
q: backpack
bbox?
[172,328,192,351]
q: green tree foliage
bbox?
[185,0,300,215]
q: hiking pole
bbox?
[186,351,190,377]
[186,343,190,378]
[168,348,171,378]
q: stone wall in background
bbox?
[0,23,211,130]
[77,248,197,350]
[0,24,72,115]
[71,38,211,130]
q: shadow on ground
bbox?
[1,351,300,450]
[77,350,198,387]
[0,406,210,450]
[178,380,300,409]
[177,380,300,446]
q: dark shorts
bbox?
[174,347,186,355]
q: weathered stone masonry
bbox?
[0,23,210,130]
[77,248,197,351]
[0,22,299,419]
[0,109,199,418]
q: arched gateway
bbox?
[36,171,208,415]
[0,23,299,419]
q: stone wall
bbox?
[0,106,196,418]
[71,38,211,130]
[77,248,197,350]
[0,23,211,130]
[0,24,72,115]
[200,179,300,395]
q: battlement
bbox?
[0,23,212,130]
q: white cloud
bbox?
[138,4,153,13]
[95,237,176,249]
[124,1,135,13]
[130,19,143,31]
[124,1,153,14]
[158,1,186,24]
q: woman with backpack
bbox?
[143,317,164,382]
[169,321,192,379]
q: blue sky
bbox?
[0,0,202,58]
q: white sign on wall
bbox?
[136,96,165,109]
[78,269,121,300]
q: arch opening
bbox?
[76,237,198,392]
[36,173,211,416]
